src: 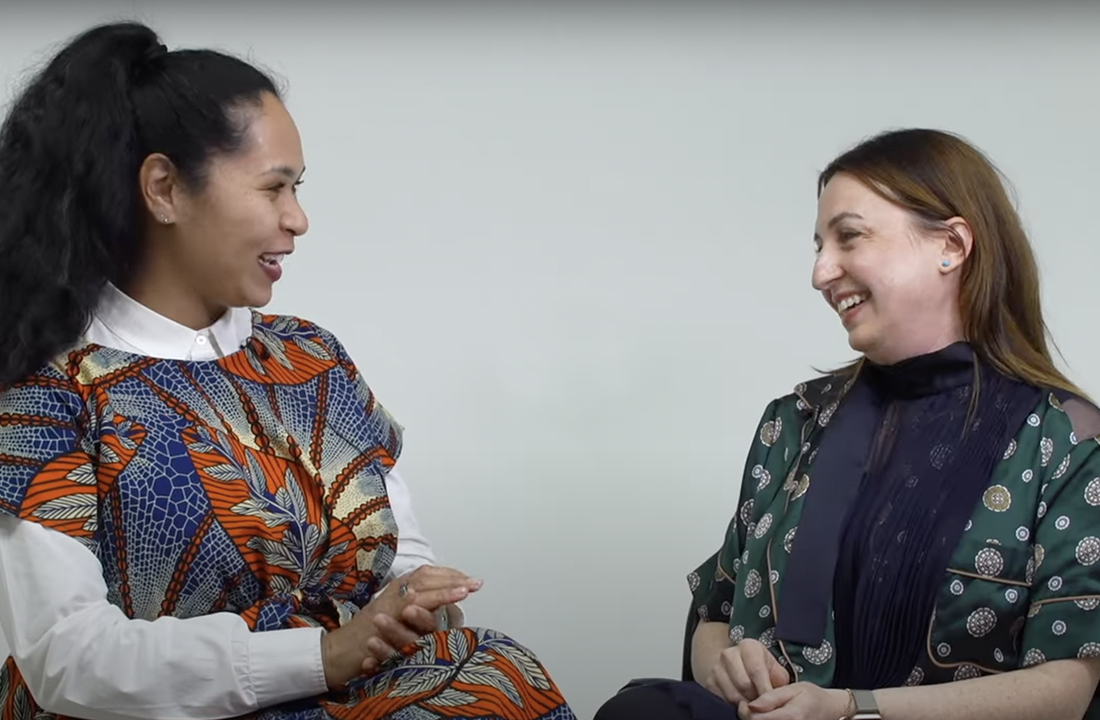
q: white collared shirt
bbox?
[0,286,448,720]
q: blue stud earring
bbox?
[942,260,951,267]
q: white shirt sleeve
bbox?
[382,469,465,626]
[0,515,329,720]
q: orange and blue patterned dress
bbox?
[0,313,574,720]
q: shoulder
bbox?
[1051,391,1100,444]
[747,372,848,452]
[1021,391,1100,447]
[250,312,355,362]
[765,372,850,421]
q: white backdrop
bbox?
[3,3,1098,718]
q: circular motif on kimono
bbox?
[1070,431,1078,446]
[740,500,755,527]
[966,608,997,638]
[757,469,772,491]
[760,419,782,447]
[803,640,833,666]
[904,667,924,686]
[754,513,773,539]
[752,464,764,479]
[721,601,732,616]
[783,527,797,554]
[733,558,742,574]
[1005,588,1020,604]
[983,485,1012,512]
[965,519,973,532]
[1076,598,1100,611]
[1028,604,1042,619]
[770,570,780,585]
[937,642,951,657]
[1055,515,1071,531]
[1079,643,1100,659]
[1053,620,1067,636]
[1054,455,1071,480]
[1076,537,1100,566]
[730,625,745,643]
[745,569,763,598]
[698,606,710,621]
[1040,438,1054,467]
[1016,526,1030,542]
[758,628,775,648]
[1023,648,1047,667]
[1034,544,1046,568]
[1004,439,1017,460]
[1027,414,1041,427]
[793,474,811,500]
[688,572,701,592]
[1049,575,1064,592]
[994,648,1005,663]
[1026,558,1036,584]
[1022,469,1034,483]
[759,605,771,619]
[954,664,981,681]
[1037,502,1047,519]
[950,579,965,596]
[1086,479,1100,507]
[742,549,750,564]
[975,548,1004,577]
[818,402,837,427]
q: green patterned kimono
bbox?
[689,373,1100,712]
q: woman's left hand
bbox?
[738,682,851,720]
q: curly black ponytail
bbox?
[0,22,280,388]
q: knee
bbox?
[594,686,681,720]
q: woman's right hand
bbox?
[701,639,790,706]
[321,566,481,688]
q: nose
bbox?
[283,197,309,237]
[811,248,842,292]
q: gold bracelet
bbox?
[841,688,856,720]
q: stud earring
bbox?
[941,259,951,267]
[160,216,169,224]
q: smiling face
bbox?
[812,172,966,365]
[134,91,309,328]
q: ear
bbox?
[138,153,184,226]
[938,216,973,273]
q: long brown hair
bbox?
[819,128,1086,399]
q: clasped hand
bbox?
[322,566,481,687]
[702,639,849,720]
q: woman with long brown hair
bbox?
[598,128,1100,720]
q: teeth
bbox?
[260,254,285,266]
[837,294,867,312]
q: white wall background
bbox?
[3,3,1098,718]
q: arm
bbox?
[0,516,327,720]
[688,399,782,681]
[691,622,734,681]
[871,660,1100,720]
[750,660,1100,720]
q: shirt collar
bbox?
[89,283,254,360]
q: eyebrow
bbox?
[813,211,864,242]
[265,165,306,181]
